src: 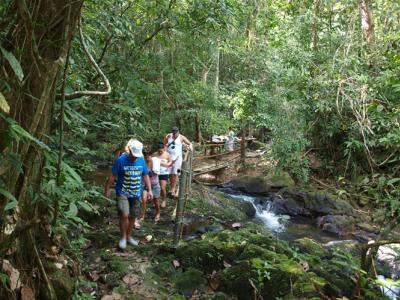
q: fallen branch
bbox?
[310,176,332,189]
[62,16,111,100]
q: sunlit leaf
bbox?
[0,92,10,114]
[0,47,24,81]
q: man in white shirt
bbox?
[163,127,192,199]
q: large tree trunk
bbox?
[0,1,83,299]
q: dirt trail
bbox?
[83,196,180,299]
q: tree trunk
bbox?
[241,123,246,163]
[214,41,220,91]
[359,0,374,43]
[0,1,83,298]
[195,113,202,143]
[312,0,320,51]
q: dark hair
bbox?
[157,143,164,149]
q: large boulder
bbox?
[227,172,295,195]
[272,188,357,218]
[317,215,357,237]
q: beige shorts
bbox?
[143,183,161,198]
[116,196,140,216]
[168,156,182,175]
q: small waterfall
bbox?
[377,275,400,300]
[226,193,285,232]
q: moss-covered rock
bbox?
[176,236,241,272]
[289,272,326,299]
[293,237,326,257]
[217,254,317,300]
[48,269,75,299]
[229,176,272,194]
[274,188,357,218]
[228,172,295,195]
[176,229,327,300]
[173,268,207,295]
[266,172,295,189]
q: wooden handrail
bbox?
[194,140,242,148]
[194,149,240,159]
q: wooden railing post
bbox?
[173,150,192,246]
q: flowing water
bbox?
[221,190,399,300]
[223,191,341,243]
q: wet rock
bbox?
[321,223,339,235]
[241,201,256,218]
[248,140,266,150]
[377,245,400,280]
[317,215,356,237]
[269,194,305,216]
[323,240,359,255]
[354,230,377,243]
[275,189,357,218]
[196,224,224,235]
[228,176,272,194]
[357,222,379,234]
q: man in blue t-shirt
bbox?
[105,139,153,249]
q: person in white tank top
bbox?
[163,126,192,199]
[153,143,175,209]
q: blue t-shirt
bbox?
[112,153,148,198]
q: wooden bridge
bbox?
[192,138,255,176]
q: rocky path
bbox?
[82,197,180,299]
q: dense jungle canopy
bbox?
[0,0,399,299]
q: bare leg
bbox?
[133,200,141,228]
[153,197,160,221]
[160,180,167,208]
[140,191,148,220]
[169,174,178,196]
[119,214,129,240]
[127,216,135,238]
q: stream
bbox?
[217,188,400,300]
[222,191,339,243]
[83,168,399,299]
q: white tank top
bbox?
[167,134,182,160]
[159,158,169,175]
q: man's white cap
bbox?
[128,139,143,157]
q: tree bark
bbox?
[241,123,246,163]
[312,0,320,51]
[359,0,374,43]
[195,113,202,143]
[214,41,220,91]
[0,1,83,298]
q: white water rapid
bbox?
[377,275,399,300]
[227,193,286,233]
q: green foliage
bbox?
[0,47,24,81]
[251,259,275,289]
